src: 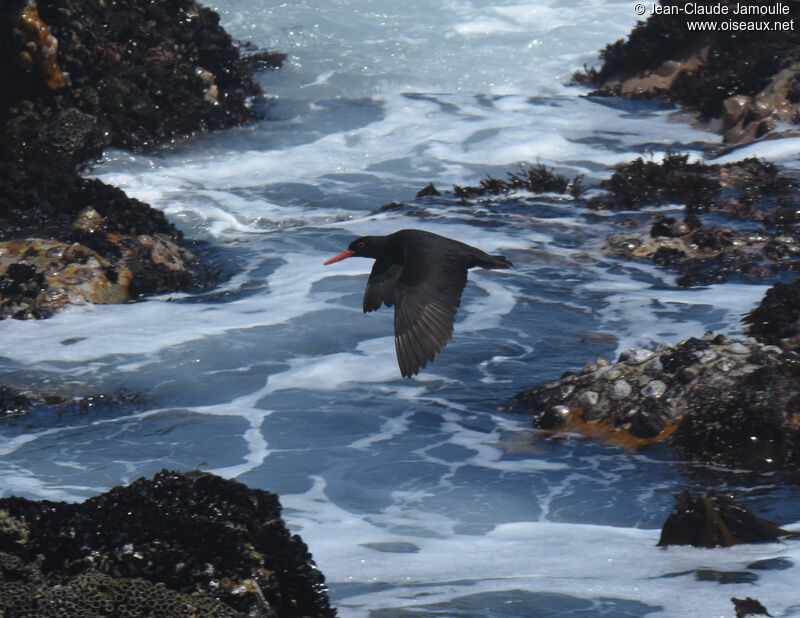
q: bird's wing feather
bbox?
[363,259,402,312]
[393,253,468,377]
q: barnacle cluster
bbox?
[0,570,239,617]
[518,333,800,467]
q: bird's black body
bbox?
[324,229,512,377]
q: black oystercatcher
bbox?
[324,229,512,377]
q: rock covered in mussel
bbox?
[0,470,335,617]
[743,278,800,351]
[516,332,800,467]
[1,0,283,319]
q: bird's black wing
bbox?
[393,252,468,377]
[363,259,403,312]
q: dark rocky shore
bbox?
[1,0,283,324]
[0,0,281,411]
[8,0,797,475]
[3,1,800,613]
[500,2,800,475]
[508,0,800,555]
[0,470,335,617]
[573,0,800,144]
[0,2,335,614]
[401,154,800,477]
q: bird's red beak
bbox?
[323,249,355,265]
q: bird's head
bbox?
[324,236,380,264]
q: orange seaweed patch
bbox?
[551,412,676,449]
[16,0,68,90]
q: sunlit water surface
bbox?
[2,1,800,616]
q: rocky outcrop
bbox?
[574,0,800,143]
[0,161,201,317]
[429,159,800,469]
[516,332,800,468]
[0,0,284,320]
[744,278,800,350]
[0,470,335,617]
[658,490,799,547]
[587,154,800,286]
[407,156,800,287]
[603,214,800,286]
[587,155,798,215]
[3,0,279,160]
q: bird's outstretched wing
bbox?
[363,259,402,312]
[393,253,468,377]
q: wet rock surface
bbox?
[0,234,198,319]
[516,332,800,467]
[589,155,799,216]
[658,490,800,547]
[406,156,800,286]
[3,0,276,159]
[574,0,800,143]
[732,597,772,618]
[744,279,800,350]
[1,0,283,321]
[604,214,800,286]
[586,154,800,286]
[0,160,202,317]
[0,386,31,418]
[0,470,335,618]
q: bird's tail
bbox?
[479,253,513,269]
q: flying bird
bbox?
[324,229,512,377]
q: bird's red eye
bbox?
[358,241,366,248]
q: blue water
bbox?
[2,1,800,615]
